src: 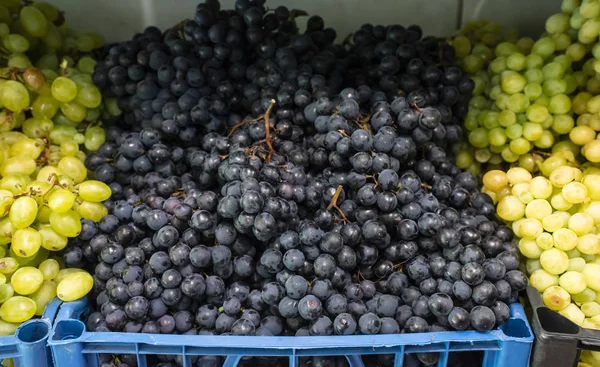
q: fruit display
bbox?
[0,0,109,331]
[48,0,532,365]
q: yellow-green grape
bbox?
[11,227,42,258]
[77,180,111,202]
[0,81,29,112]
[559,271,588,294]
[47,189,75,214]
[552,228,579,251]
[0,284,13,304]
[543,285,571,310]
[519,238,543,259]
[549,166,575,188]
[20,6,47,37]
[497,195,526,221]
[56,271,93,302]
[49,210,81,238]
[574,288,597,304]
[57,157,87,184]
[75,201,108,222]
[578,234,600,255]
[31,95,59,120]
[568,213,595,236]
[60,101,86,122]
[583,264,600,291]
[569,257,587,272]
[83,126,106,152]
[530,177,553,199]
[562,182,588,204]
[540,248,569,274]
[530,269,559,292]
[75,83,101,108]
[0,319,18,336]
[53,266,79,281]
[10,266,43,295]
[559,303,586,325]
[536,232,554,250]
[38,259,59,280]
[582,302,600,317]
[525,199,553,221]
[3,34,29,53]
[29,280,56,316]
[51,77,77,103]
[9,196,38,229]
[38,226,68,252]
[0,296,36,323]
[0,157,36,177]
[519,218,543,239]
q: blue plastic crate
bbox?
[0,297,61,367]
[48,298,533,367]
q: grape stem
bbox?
[263,99,276,163]
[327,185,348,223]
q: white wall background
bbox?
[53,0,561,42]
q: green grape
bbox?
[29,280,56,316]
[534,130,554,149]
[3,34,29,53]
[569,257,586,272]
[56,271,93,301]
[530,269,559,292]
[9,196,38,229]
[497,195,526,221]
[104,98,121,116]
[20,6,47,37]
[487,127,507,146]
[10,266,43,295]
[31,95,59,119]
[57,156,87,184]
[543,79,568,96]
[75,83,101,108]
[11,228,41,258]
[552,114,575,134]
[47,188,75,214]
[509,137,531,155]
[532,37,556,58]
[38,259,59,280]
[0,284,12,304]
[522,122,543,141]
[77,180,111,202]
[51,77,77,103]
[49,209,81,238]
[507,93,530,113]
[540,248,569,274]
[577,233,600,254]
[568,214,594,236]
[83,126,105,152]
[506,52,526,71]
[501,73,527,94]
[0,81,29,113]
[41,21,61,50]
[542,62,565,80]
[468,128,489,148]
[573,288,597,304]
[75,201,108,222]
[559,271,588,294]
[562,182,588,203]
[583,263,600,291]
[38,226,67,251]
[543,285,571,310]
[0,296,36,323]
[559,303,585,325]
[505,123,523,139]
[59,101,86,122]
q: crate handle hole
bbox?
[16,320,50,343]
[537,307,579,334]
[52,320,85,341]
[500,318,531,338]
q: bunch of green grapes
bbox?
[482,159,600,335]
[0,0,114,330]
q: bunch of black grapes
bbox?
[76,1,527,367]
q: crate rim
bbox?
[48,298,534,349]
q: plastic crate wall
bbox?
[51,0,560,43]
[0,297,62,367]
[48,298,534,367]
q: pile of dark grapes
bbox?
[74,0,528,366]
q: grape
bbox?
[10,267,43,295]
[57,271,93,302]
[0,296,36,323]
